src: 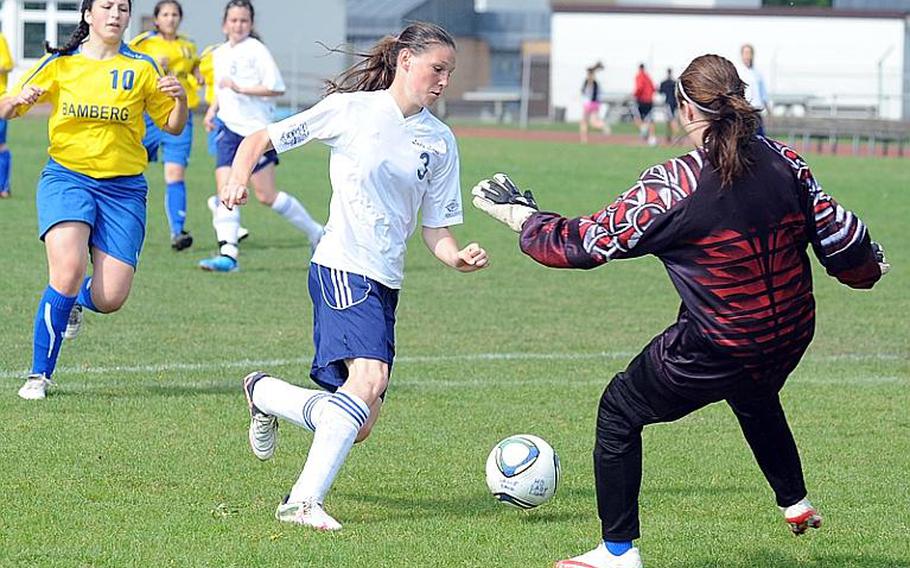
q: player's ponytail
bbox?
[46,0,132,55]
[325,21,455,95]
[678,54,761,188]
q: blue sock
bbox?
[165,180,187,236]
[0,149,10,191]
[76,276,100,313]
[31,286,77,378]
[604,541,633,556]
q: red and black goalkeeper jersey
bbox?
[520,137,883,392]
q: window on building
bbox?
[23,21,46,58]
[763,0,832,5]
[57,22,78,44]
[24,2,49,9]
[58,2,79,10]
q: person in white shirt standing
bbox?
[739,43,769,135]
[199,0,323,272]
[221,22,489,530]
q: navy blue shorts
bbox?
[215,122,278,173]
[143,111,194,167]
[207,116,224,156]
[0,119,7,144]
[308,263,399,392]
[37,159,148,268]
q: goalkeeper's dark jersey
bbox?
[520,137,883,392]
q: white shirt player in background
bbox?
[738,43,769,135]
[198,0,323,273]
[222,22,488,530]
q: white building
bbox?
[0,0,347,108]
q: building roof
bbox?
[347,0,428,35]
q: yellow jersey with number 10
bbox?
[129,31,200,109]
[14,44,175,178]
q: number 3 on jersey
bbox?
[110,69,135,90]
[417,151,429,180]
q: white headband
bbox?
[677,81,719,115]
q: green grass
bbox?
[0,116,908,567]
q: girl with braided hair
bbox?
[472,54,888,568]
[226,21,488,530]
[0,0,187,400]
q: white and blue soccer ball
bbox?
[485,434,560,509]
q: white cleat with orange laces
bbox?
[555,544,643,568]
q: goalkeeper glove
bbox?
[871,241,890,276]
[471,173,539,232]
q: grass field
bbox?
[0,115,907,568]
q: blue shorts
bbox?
[215,122,278,173]
[308,263,399,392]
[143,111,194,167]
[207,116,224,156]
[0,119,7,144]
[37,159,148,268]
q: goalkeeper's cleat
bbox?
[242,371,278,460]
[275,496,342,531]
[782,498,822,535]
[555,544,643,568]
[18,374,54,401]
[171,231,194,252]
[63,304,83,340]
[199,254,238,273]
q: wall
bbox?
[551,10,907,120]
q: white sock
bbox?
[288,392,370,504]
[271,191,323,242]
[251,376,329,432]
[211,198,241,259]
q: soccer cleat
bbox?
[275,496,342,531]
[555,544,643,568]
[782,498,822,535]
[242,371,278,460]
[198,254,238,273]
[63,304,83,340]
[171,231,194,251]
[18,374,54,400]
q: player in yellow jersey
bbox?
[0,31,14,197]
[129,0,198,251]
[0,0,187,400]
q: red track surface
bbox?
[453,126,907,159]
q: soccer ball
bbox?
[485,434,560,509]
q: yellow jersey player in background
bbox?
[0,31,14,198]
[129,0,198,251]
[0,0,187,400]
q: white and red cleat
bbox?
[555,544,643,568]
[782,498,822,535]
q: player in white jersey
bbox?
[198,0,323,272]
[223,22,488,530]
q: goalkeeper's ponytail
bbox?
[325,22,455,95]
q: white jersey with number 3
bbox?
[267,90,464,289]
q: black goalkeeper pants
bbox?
[594,343,808,541]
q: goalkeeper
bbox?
[472,54,889,568]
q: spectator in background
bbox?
[658,68,678,143]
[738,43,768,135]
[633,63,657,146]
[580,61,610,143]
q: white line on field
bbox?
[0,350,904,382]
